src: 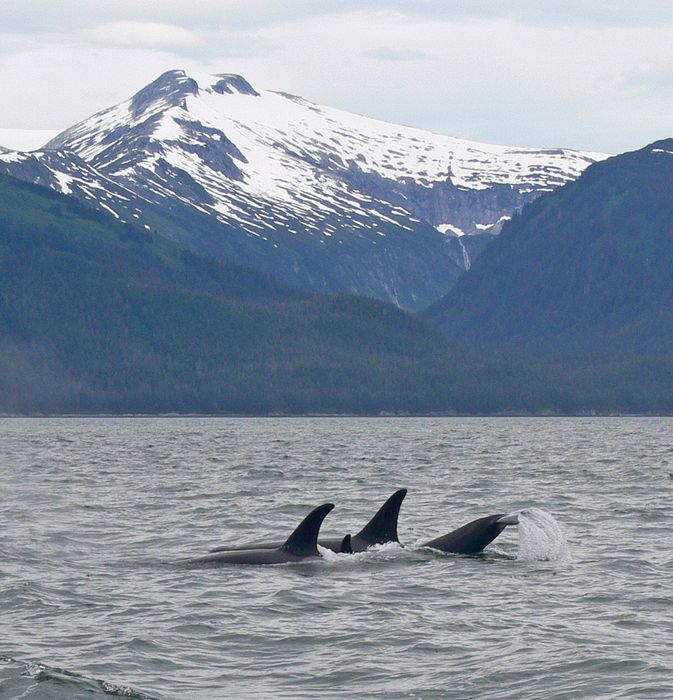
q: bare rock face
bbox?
[211,74,260,96]
[129,70,200,118]
[0,69,607,310]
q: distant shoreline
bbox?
[1,412,668,419]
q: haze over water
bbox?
[1,417,672,699]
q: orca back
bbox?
[423,514,507,555]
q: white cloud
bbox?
[0,128,61,151]
[81,22,202,49]
[364,47,434,62]
[0,46,182,129]
[1,4,673,152]
[4,1,673,33]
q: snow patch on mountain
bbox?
[0,69,609,309]
[437,223,466,236]
[36,70,607,243]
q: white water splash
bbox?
[317,541,404,565]
[317,544,351,563]
[516,508,570,562]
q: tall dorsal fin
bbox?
[355,488,407,545]
[282,503,335,556]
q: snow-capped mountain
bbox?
[0,69,607,309]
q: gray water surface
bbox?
[1,417,672,699]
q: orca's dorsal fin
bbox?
[355,488,407,545]
[340,534,352,554]
[281,503,335,556]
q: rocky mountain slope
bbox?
[0,70,606,309]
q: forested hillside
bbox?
[422,140,673,413]
[0,174,555,414]
[425,140,673,356]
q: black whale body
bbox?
[423,513,518,555]
[184,503,336,566]
[209,489,407,555]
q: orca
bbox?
[208,488,407,555]
[184,503,336,566]
[423,512,519,555]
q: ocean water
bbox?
[1,417,672,699]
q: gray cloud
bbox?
[3,1,673,35]
[1,2,672,154]
[364,47,434,62]
[374,0,673,29]
[621,64,673,95]
[77,23,279,60]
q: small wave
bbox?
[317,541,420,568]
[516,507,571,563]
[0,656,157,699]
[316,546,363,567]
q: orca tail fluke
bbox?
[282,503,335,556]
[355,488,407,545]
[340,534,352,554]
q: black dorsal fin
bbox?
[340,534,352,554]
[355,488,407,545]
[282,503,335,556]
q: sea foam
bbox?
[516,507,570,562]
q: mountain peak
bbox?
[131,69,199,117]
[130,70,260,117]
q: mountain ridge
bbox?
[0,69,607,309]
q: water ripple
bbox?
[2,417,673,698]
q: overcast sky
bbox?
[1,1,672,153]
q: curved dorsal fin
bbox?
[355,488,407,545]
[282,503,335,556]
[340,534,353,554]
